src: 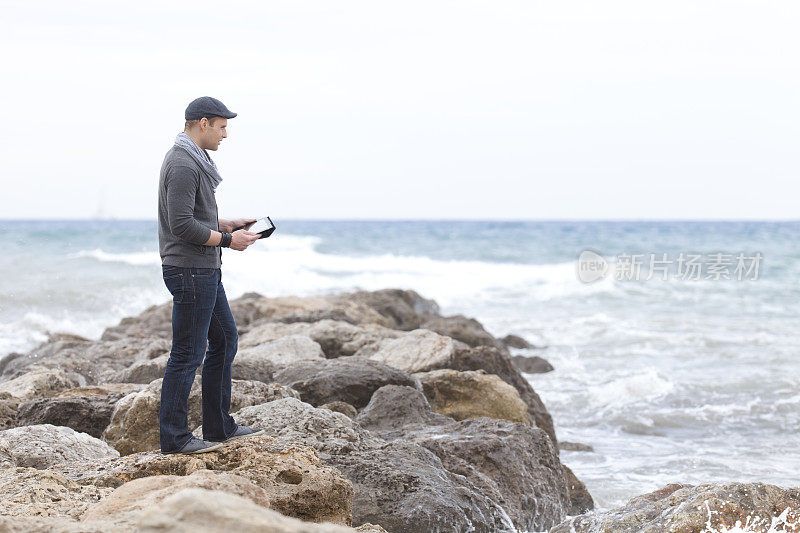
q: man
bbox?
[157,96,263,454]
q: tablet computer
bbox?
[248,217,276,239]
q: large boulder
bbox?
[234,398,522,532]
[413,369,528,424]
[100,302,173,341]
[15,383,144,437]
[135,488,357,533]
[239,319,402,359]
[511,354,554,374]
[420,314,505,350]
[330,289,440,330]
[446,345,558,448]
[0,393,20,430]
[81,470,272,524]
[108,355,170,384]
[367,329,458,374]
[0,424,119,469]
[232,335,325,382]
[66,436,354,526]
[355,385,452,438]
[228,293,390,330]
[563,464,595,515]
[102,378,298,455]
[357,384,577,532]
[551,482,800,533]
[273,358,420,409]
[0,368,82,400]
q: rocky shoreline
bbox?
[1,289,798,532]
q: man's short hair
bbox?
[184,116,224,130]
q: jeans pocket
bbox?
[164,271,188,304]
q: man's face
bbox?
[201,117,228,151]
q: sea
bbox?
[2,219,799,521]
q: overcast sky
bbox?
[1,1,798,220]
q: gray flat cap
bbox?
[185,96,237,120]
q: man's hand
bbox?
[231,218,258,232]
[231,229,261,251]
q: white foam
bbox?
[69,248,160,266]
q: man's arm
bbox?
[165,165,214,245]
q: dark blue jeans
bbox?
[159,265,238,452]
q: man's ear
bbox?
[199,117,209,131]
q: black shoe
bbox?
[206,425,264,443]
[163,437,224,455]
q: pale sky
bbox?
[1,1,798,220]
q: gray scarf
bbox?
[174,132,223,191]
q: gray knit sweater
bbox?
[157,146,222,268]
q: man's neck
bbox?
[185,130,205,151]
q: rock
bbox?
[0,368,82,400]
[0,424,119,469]
[355,385,452,438]
[135,488,357,532]
[1,338,167,384]
[274,358,420,409]
[232,335,326,382]
[234,398,521,532]
[562,464,595,515]
[108,355,170,384]
[421,314,505,350]
[228,294,390,329]
[320,401,358,419]
[15,384,146,438]
[511,354,554,374]
[560,441,594,452]
[0,392,19,429]
[354,525,388,533]
[446,345,558,448]
[358,385,572,532]
[0,516,118,532]
[413,369,528,424]
[551,482,800,533]
[331,289,440,330]
[502,334,533,349]
[81,470,272,523]
[103,378,297,455]
[0,466,113,519]
[239,320,402,359]
[100,302,173,341]
[68,436,353,526]
[406,417,571,532]
[367,329,457,374]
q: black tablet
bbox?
[248,216,276,239]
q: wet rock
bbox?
[103,378,297,455]
[331,289,440,330]
[413,369,528,423]
[421,314,505,350]
[406,417,571,533]
[0,424,119,469]
[511,354,554,374]
[234,398,521,532]
[70,436,353,526]
[560,441,594,452]
[563,464,595,515]
[551,482,800,533]
[135,488,357,532]
[0,368,82,400]
[502,334,533,349]
[367,329,458,374]
[274,358,420,409]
